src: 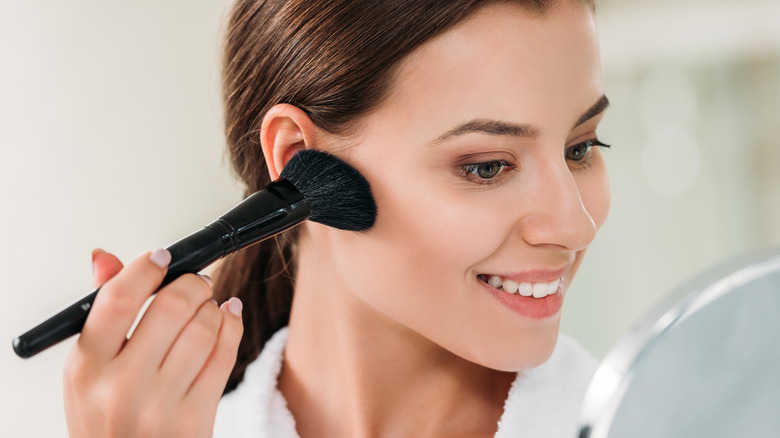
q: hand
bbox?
[63,248,244,438]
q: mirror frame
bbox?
[577,247,780,438]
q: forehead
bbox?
[371,0,602,139]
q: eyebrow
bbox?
[572,95,610,129]
[431,94,610,144]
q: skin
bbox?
[262,1,611,437]
[63,1,609,437]
[63,249,244,438]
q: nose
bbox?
[514,157,597,251]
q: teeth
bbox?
[503,279,519,294]
[532,282,547,298]
[482,275,562,299]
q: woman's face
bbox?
[306,0,610,371]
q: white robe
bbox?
[213,327,597,438]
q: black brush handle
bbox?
[12,227,224,359]
[13,180,308,359]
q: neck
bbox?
[278,235,515,438]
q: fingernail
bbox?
[199,274,213,288]
[228,297,243,317]
[149,248,171,269]
[91,248,105,275]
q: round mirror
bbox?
[578,248,780,438]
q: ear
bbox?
[260,104,321,180]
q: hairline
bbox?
[337,0,597,142]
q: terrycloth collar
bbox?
[213,328,597,438]
[213,328,297,438]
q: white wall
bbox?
[0,2,239,436]
[1,1,778,436]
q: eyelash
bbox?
[459,139,611,185]
[566,138,611,169]
[461,160,516,187]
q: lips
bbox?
[478,274,561,298]
[478,272,566,319]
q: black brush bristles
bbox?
[280,150,377,232]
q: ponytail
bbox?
[213,228,298,393]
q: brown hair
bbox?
[214,0,595,393]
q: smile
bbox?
[477,275,563,298]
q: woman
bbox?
[64,0,611,436]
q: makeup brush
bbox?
[13,150,376,359]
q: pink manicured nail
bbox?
[91,248,105,276]
[199,274,213,288]
[148,248,171,269]
[228,297,243,317]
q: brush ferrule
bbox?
[207,219,240,253]
[214,179,309,251]
[161,179,309,288]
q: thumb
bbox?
[91,248,124,288]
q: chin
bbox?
[460,317,563,372]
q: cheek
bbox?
[566,160,610,282]
[577,161,611,230]
[318,157,515,331]
[351,168,501,285]
[339,137,514,281]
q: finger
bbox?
[119,273,214,369]
[91,248,124,288]
[186,297,244,403]
[158,299,222,398]
[79,249,171,362]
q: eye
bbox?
[463,160,512,180]
[565,139,611,162]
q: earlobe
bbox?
[260,104,319,180]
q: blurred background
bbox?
[1,0,778,436]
